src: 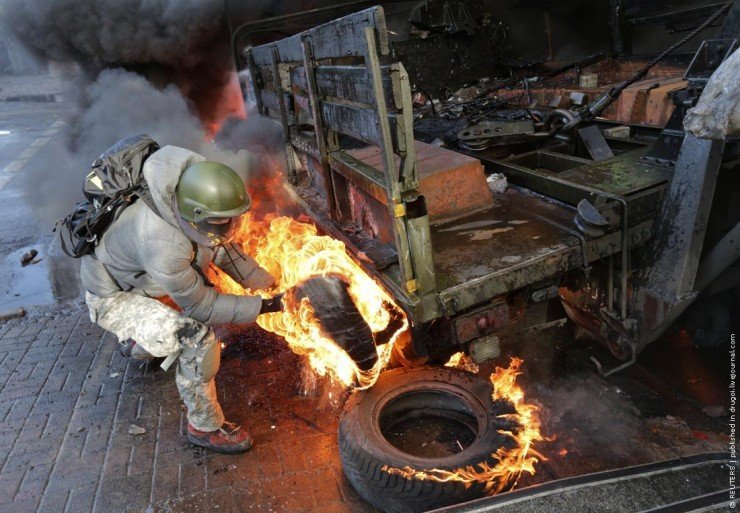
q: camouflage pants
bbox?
[85,291,225,431]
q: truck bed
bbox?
[291,178,653,323]
[428,184,655,317]
[431,189,576,293]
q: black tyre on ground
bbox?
[338,366,517,513]
[295,275,378,370]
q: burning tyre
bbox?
[294,275,378,371]
[339,366,524,513]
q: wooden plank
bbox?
[299,37,327,159]
[292,93,312,122]
[300,36,337,219]
[257,65,274,91]
[245,49,266,116]
[251,45,273,67]
[274,33,303,63]
[310,7,388,60]
[290,132,320,160]
[291,66,309,92]
[321,101,381,147]
[252,7,388,65]
[260,89,290,114]
[290,65,395,108]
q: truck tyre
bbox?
[295,275,378,371]
[338,366,518,513]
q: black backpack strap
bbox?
[190,241,214,288]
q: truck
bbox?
[227,1,737,511]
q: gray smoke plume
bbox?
[26,68,284,228]
[1,0,288,227]
[1,0,313,124]
[1,0,232,122]
[533,375,642,461]
[3,1,224,67]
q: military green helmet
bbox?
[174,161,251,246]
[176,161,251,222]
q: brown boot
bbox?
[187,421,253,454]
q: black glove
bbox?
[260,293,284,314]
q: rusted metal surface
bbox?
[246,4,714,348]
[428,188,654,318]
[577,125,615,162]
[430,191,574,298]
[453,300,511,344]
[348,141,493,222]
[367,178,642,327]
[483,147,670,209]
[250,6,436,297]
[632,134,726,349]
[494,59,688,128]
[614,77,687,127]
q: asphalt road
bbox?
[0,95,80,312]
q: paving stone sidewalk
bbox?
[0,306,375,513]
[0,305,112,513]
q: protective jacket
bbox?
[80,145,273,325]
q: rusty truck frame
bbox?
[229,4,739,370]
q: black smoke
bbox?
[1,0,233,123]
[24,68,284,227]
[0,0,286,226]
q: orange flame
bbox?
[382,357,545,493]
[209,210,408,388]
[445,351,480,374]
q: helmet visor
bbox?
[172,195,242,247]
[177,216,239,247]
[199,217,233,236]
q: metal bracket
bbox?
[301,35,338,219]
[269,46,298,184]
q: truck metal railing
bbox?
[245,6,436,298]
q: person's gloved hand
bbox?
[260,293,284,314]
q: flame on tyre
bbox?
[208,205,408,389]
[382,357,545,493]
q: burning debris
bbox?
[337,359,546,512]
[6,0,735,510]
[445,351,481,374]
[294,275,379,372]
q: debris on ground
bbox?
[128,424,146,435]
[0,307,26,322]
[702,405,726,418]
[487,173,508,194]
[20,249,38,266]
[212,464,237,475]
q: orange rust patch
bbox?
[348,141,493,222]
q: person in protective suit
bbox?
[80,145,283,454]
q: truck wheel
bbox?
[295,275,378,371]
[338,366,517,513]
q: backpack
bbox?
[56,134,160,258]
